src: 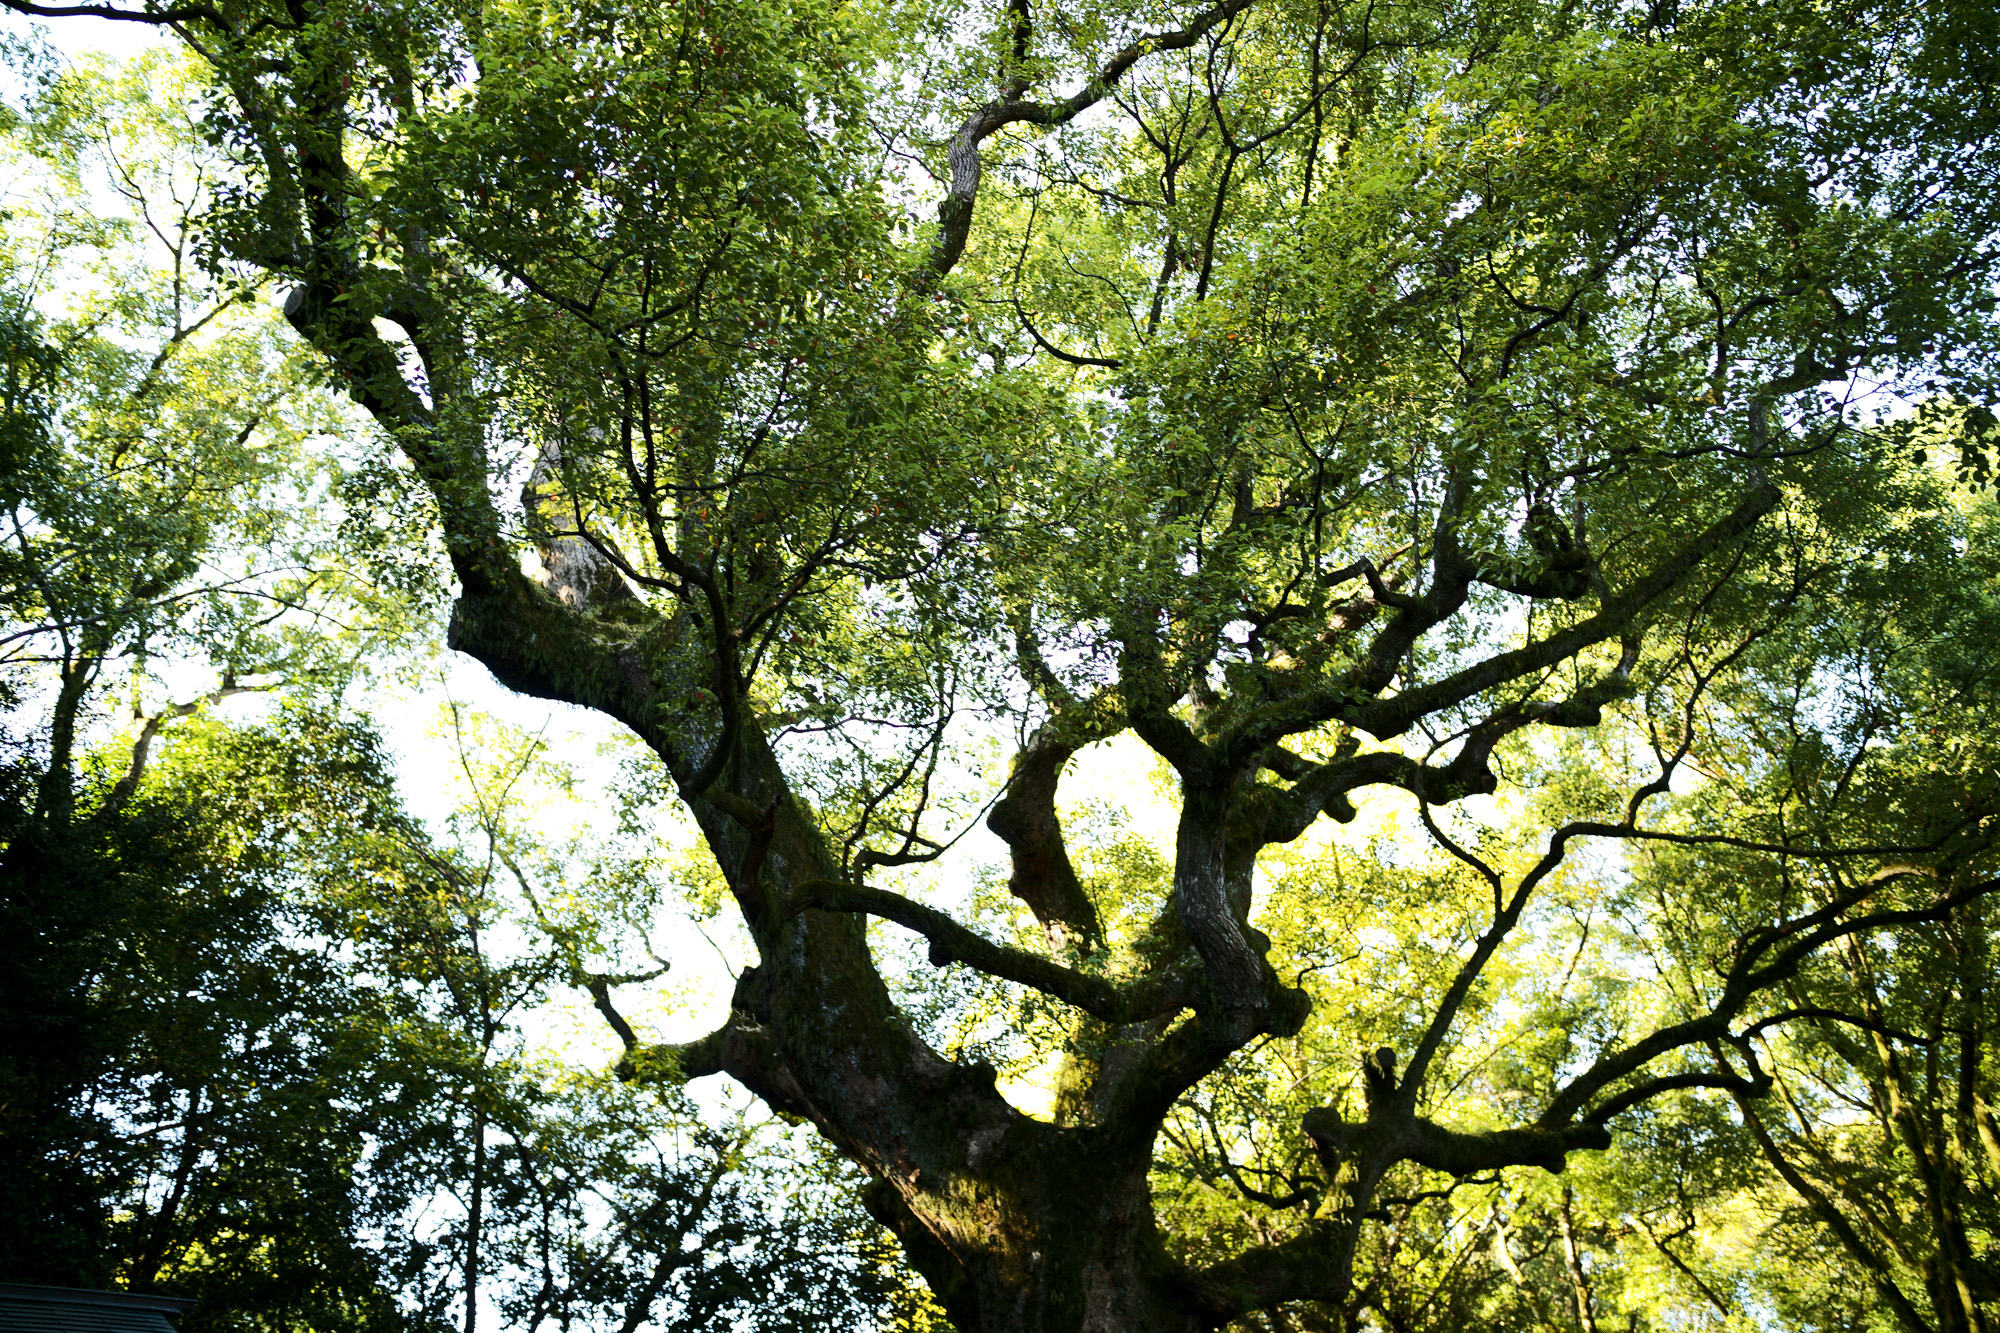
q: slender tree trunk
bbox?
[464,1103,485,1333]
[1950,904,1993,1333]
[1558,1185,1601,1333]
[34,655,92,825]
[1849,940,1980,1333]
[129,1083,204,1290]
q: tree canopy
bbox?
[4,0,2000,1328]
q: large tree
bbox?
[7,0,2000,1327]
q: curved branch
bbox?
[1302,1105,1612,1179]
[987,727,1105,949]
[786,879,1191,1023]
[1581,1069,1772,1125]
[1741,870,1998,990]
[1252,475,1779,753]
[1184,1096,1609,1323]
[1540,1014,1734,1127]
[586,972,658,1075]
[1737,1005,1931,1048]
[1254,662,1637,850]
[1013,297,1125,368]
[0,0,229,24]
[923,0,1257,281]
[1540,872,2000,1128]
[96,682,269,820]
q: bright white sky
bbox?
[8,8,162,62]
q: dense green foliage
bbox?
[4,0,2000,1327]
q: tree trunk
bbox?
[464,1103,485,1333]
[632,710,1234,1332]
[863,1128,1208,1333]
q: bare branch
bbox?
[1738,1006,1932,1049]
[0,0,231,25]
[923,0,1257,282]
[786,879,1191,1023]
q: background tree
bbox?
[0,46,912,1332]
[1596,483,2000,1333]
[5,0,2000,1328]
[0,38,386,1284]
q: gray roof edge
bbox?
[0,1285,196,1313]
